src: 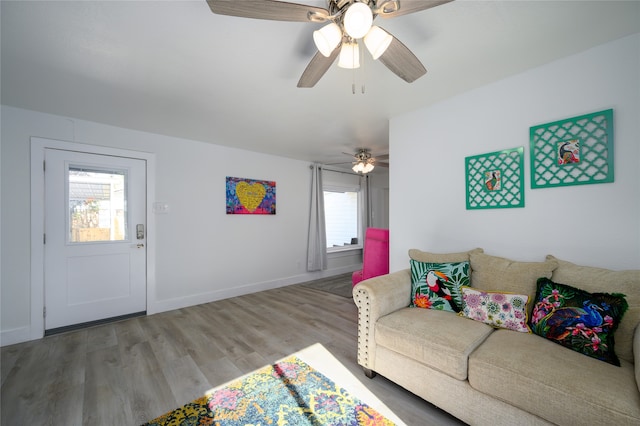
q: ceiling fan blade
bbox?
[378,33,426,83]
[297,46,341,88]
[377,0,453,19]
[207,0,329,22]
[376,162,389,168]
[375,154,389,161]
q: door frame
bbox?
[30,137,156,339]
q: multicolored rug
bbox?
[143,355,395,426]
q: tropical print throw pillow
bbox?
[529,277,629,366]
[410,260,470,312]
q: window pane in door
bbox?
[68,166,127,242]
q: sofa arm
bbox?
[353,269,412,373]
[635,324,640,394]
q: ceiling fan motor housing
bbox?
[355,149,372,161]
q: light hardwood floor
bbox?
[1,282,465,425]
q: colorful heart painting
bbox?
[226,176,276,215]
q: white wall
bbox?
[0,107,382,345]
[389,34,640,272]
[368,171,390,229]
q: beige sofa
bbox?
[353,249,640,425]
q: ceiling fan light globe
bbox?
[363,163,374,173]
[352,162,364,173]
[344,2,373,39]
[313,23,342,57]
[338,42,360,69]
[364,26,392,60]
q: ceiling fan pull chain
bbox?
[352,43,357,94]
[361,45,366,94]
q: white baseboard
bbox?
[1,326,32,347]
[148,266,358,315]
[2,266,361,346]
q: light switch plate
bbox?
[153,202,169,214]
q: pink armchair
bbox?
[352,228,389,286]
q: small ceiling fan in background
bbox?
[206,0,453,87]
[331,148,388,174]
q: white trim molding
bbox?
[0,326,32,347]
[26,137,156,345]
[148,264,359,315]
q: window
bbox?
[68,166,127,243]
[324,190,359,249]
[322,170,364,252]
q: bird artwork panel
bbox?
[484,170,502,191]
[409,261,470,313]
[557,139,580,165]
[529,278,629,366]
[529,109,614,188]
[465,146,524,209]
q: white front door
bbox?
[44,148,147,331]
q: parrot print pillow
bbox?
[410,260,470,312]
[529,278,629,366]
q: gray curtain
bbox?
[307,164,327,271]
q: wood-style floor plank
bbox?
[1,281,465,425]
[83,346,135,426]
[121,339,175,421]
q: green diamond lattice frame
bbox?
[465,147,525,210]
[530,109,614,189]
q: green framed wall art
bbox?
[465,146,525,210]
[529,109,614,189]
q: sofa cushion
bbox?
[469,330,640,425]
[375,307,494,381]
[459,286,531,333]
[529,277,628,366]
[469,252,557,315]
[409,260,469,312]
[408,247,484,264]
[548,255,640,364]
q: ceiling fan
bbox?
[335,148,388,174]
[206,0,453,87]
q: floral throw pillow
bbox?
[459,287,530,332]
[410,260,469,312]
[529,277,629,366]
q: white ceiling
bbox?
[2,1,639,167]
